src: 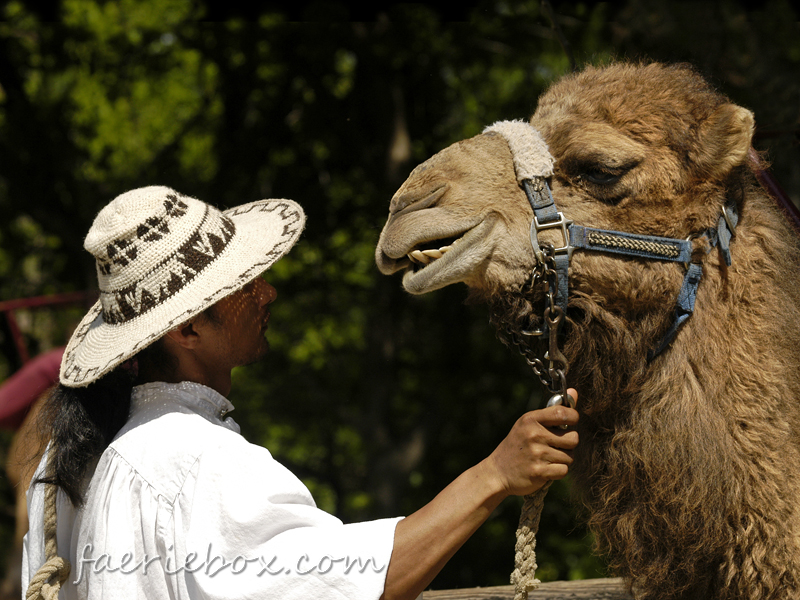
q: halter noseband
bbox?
[484,119,737,363]
[523,172,738,362]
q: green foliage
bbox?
[0,0,798,591]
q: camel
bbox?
[375,62,800,600]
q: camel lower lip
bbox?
[401,217,497,294]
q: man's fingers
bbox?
[536,404,580,428]
[537,445,575,467]
[524,448,573,483]
[567,389,577,408]
[547,429,579,450]
[539,462,570,481]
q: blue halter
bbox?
[522,178,738,361]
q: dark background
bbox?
[1,0,798,589]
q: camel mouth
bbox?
[401,218,497,294]
[406,235,462,271]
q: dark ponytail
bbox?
[35,367,135,507]
[34,311,210,506]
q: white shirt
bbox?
[23,381,400,599]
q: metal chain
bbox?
[508,244,572,409]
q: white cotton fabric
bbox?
[22,382,401,599]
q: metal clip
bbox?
[546,390,576,410]
[530,212,574,266]
[546,391,575,429]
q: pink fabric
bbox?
[0,347,64,430]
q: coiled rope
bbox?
[25,461,70,600]
[510,483,550,600]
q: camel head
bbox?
[377,63,800,600]
[376,63,755,361]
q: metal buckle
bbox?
[530,212,574,265]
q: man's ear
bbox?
[164,320,202,349]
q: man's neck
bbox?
[137,366,232,397]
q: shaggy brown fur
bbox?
[376,63,800,600]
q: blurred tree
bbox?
[0,0,797,593]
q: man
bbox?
[23,186,579,600]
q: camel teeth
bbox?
[421,249,443,259]
[408,243,457,265]
[409,250,430,264]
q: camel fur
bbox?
[375,62,800,600]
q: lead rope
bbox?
[26,459,70,600]
[510,484,550,599]
[508,243,572,600]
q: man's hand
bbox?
[382,388,579,600]
[485,389,579,497]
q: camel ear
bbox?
[692,104,754,179]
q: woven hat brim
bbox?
[60,198,305,387]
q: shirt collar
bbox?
[130,381,240,433]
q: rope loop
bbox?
[26,457,71,600]
[25,555,71,600]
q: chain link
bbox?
[508,244,570,405]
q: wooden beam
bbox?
[419,578,632,599]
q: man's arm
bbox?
[381,392,579,600]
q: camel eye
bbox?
[581,168,621,185]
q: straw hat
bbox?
[60,186,305,387]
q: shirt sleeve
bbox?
[174,428,402,600]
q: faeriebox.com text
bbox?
[73,543,387,585]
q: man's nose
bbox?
[252,277,277,307]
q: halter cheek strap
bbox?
[524,178,738,361]
[646,202,738,360]
[484,119,737,362]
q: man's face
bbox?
[201,276,277,370]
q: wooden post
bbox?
[419,578,632,599]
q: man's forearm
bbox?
[379,400,579,600]
[381,459,506,600]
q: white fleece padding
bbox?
[483,120,554,181]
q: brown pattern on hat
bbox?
[95,194,190,277]
[102,207,236,325]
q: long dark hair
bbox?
[34,337,179,507]
[34,368,135,506]
[34,304,222,506]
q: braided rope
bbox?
[510,483,551,600]
[586,231,681,258]
[26,465,71,600]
